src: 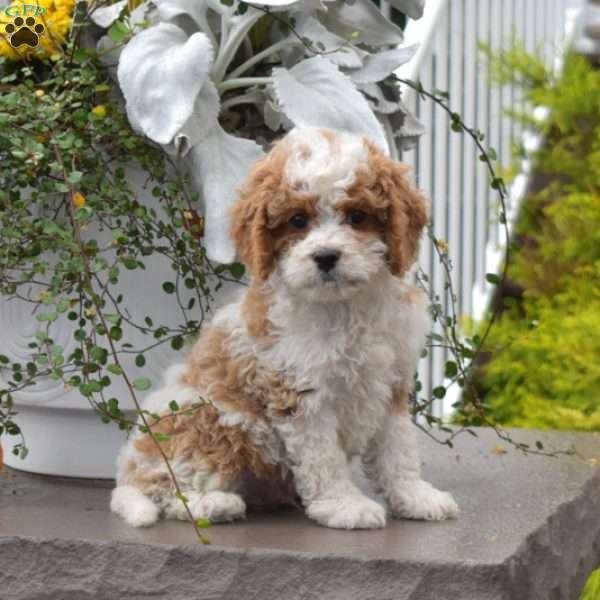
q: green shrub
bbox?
[511,191,600,298]
[466,49,600,432]
[481,261,600,430]
[580,568,600,600]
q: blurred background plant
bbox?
[459,49,600,431]
[581,563,600,600]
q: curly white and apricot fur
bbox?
[111,128,459,529]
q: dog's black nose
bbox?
[313,250,340,273]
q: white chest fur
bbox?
[256,272,426,455]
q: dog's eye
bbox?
[289,213,309,229]
[347,210,367,227]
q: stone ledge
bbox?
[2,428,600,600]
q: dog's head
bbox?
[231,128,428,302]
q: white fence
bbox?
[386,0,582,415]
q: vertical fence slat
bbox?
[555,0,562,44]
[500,0,513,173]
[430,3,450,414]
[406,86,431,407]
[417,53,438,412]
[461,0,477,320]
[488,0,502,252]
[447,0,464,306]
[526,0,537,55]
[512,0,524,147]
[473,0,492,317]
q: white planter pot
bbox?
[2,405,132,478]
[1,169,240,478]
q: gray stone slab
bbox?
[2,428,600,600]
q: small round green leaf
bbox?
[132,378,152,391]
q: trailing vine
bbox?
[0,47,237,542]
[396,77,572,457]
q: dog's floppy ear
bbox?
[385,162,429,274]
[231,148,288,280]
[371,149,429,275]
[230,170,273,280]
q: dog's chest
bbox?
[263,311,399,452]
[269,313,397,387]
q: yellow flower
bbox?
[72,191,85,207]
[0,0,76,61]
[34,89,45,97]
[91,105,107,118]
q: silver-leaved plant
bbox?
[91,0,426,262]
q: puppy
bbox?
[111,127,459,529]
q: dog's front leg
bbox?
[275,404,386,530]
[363,387,459,521]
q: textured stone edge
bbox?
[0,535,509,600]
[4,458,600,600]
[505,468,600,600]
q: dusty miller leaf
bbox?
[287,15,364,69]
[272,56,388,153]
[320,0,405,48]
[188,119,264,263]
[387,0,425,20]
[153,0,216,36]
[348,45,419,84]
[117,23,214,145]
[90,0,127,28]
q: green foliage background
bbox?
[465,52,600,432]
[581,567,600,600]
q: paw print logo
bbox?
[4,16,44,48]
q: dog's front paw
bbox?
[189,491,246,523]
[389,480,458,521]
[307,494,387,530]
[111,485,160,527]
